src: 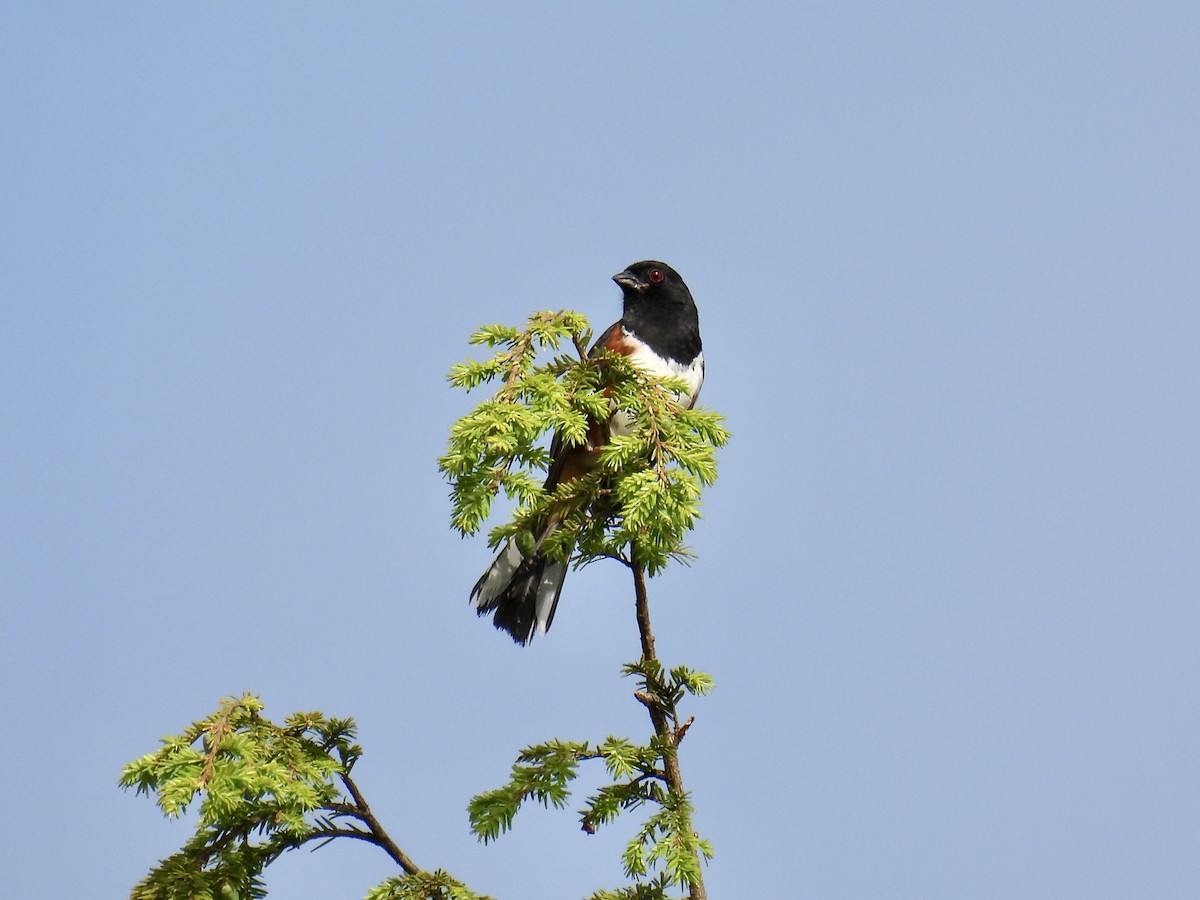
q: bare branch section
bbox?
[340,771,422,876]
[119,694,487,900]
[631,555,709,900]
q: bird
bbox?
[470,260,705,645]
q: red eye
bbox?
[648,268,664,284]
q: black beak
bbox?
[612,270,643,291]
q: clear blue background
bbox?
[3,3,1197,898]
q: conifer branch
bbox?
[340,770,423,875]
[630,551,708,900]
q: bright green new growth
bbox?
[467,660,716,899]
[120,694,488,900]
[120,694,355,900]
[438,309,729,575]
[123,308,728,900]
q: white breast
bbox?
[611,332,704,438]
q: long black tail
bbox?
[470,536,568,645]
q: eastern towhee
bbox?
[470,260,705,644]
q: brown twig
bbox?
[572,330,591,361]
[636,377,674,480]
[498,324,539,397]
[630,551,708,900]
[674,716,695,744]
[195,699,242,789]
[339,771,422,876]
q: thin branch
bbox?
[629,550,708,900]
[195,700,241,789]
[636,378,673,480]
[339,771,423,876]
[303,827,379,849]
[572,331,591,360]
[674,716,695,744]
[498,325,538,398]
[321,800,364,821]
[632,557,657,663]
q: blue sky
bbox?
[3,3,1198,898]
